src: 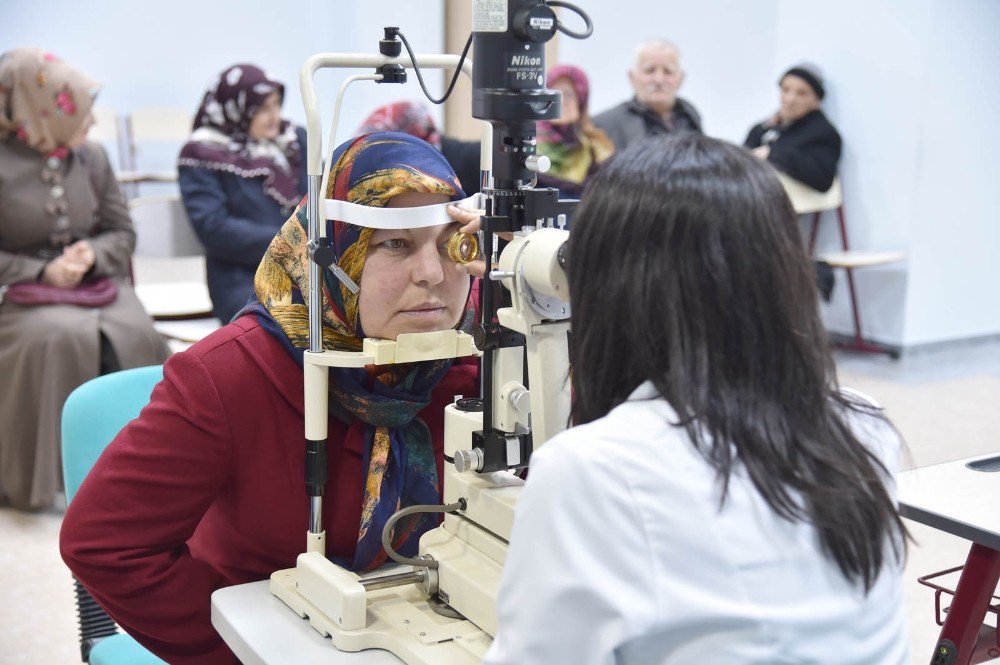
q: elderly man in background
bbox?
[592,39,702,151]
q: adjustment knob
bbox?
[488,269,515,281]
[454,448,484,473]
[509,387,531,417]
[525,155,551,174]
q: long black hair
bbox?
[567,134,905,591]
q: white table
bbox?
[152,318,222,343]
[211,580,402,664]
[133,282,213,319]
[897,453,1000,664]
[133,256,214,319]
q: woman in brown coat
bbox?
[0,48,168,510]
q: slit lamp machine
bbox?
[270,2,593,661]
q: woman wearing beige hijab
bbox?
[0,48,168,510]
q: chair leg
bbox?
[74,577,118,662]
[833,267,900,359]
[845,267,863,345]
[836,205,850,250]
[834,203,863,349]
[829,205,900,358]
[808,212,821,256]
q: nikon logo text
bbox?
[510,55,542,66]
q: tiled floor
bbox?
[1,339,998,664]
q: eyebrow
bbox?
[371,222,461,240]
[370,227,410,239]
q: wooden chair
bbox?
[777,172,905,359]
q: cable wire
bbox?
[396,31,473,105]
[381,500,466,568]
[547,1,594,39]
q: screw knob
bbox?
[525,155,551,174]
[454,448,484,473]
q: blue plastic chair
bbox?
[62,365,167,664]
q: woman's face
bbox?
[249,92,282,140]
[551,78,580,126]
[357,192,470,340]
[778,75,821,125]
[65,113,95,149]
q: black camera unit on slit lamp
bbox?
[470,0,591,473]
[382,0,593,475]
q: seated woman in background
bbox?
[178,64,307,323]
[485,135,907,664]
[536,64,614,198]
[61,132,480,664]
[0,47,168,511]
[356,100,482,195]
[744,63,842,192]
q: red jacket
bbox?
[60,316,479,664]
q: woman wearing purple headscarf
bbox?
[178,64,308,322]
[536,64,615,198]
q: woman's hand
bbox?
[64,240,96,271]
[447,204,515,278]
[41,254,88,288]
[40,241,95,288]
[448,204,486,278]
[751,145,771,160]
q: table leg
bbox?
[931,543,1000,665]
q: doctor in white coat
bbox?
[484,134,909,664]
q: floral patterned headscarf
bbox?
[178,64,302,209]
[0,47,99,154]
[248,132,470,571]
[356,101,441,149]
[537,64,614,188]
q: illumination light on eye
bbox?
[447,232,480,264]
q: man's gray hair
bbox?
[630,39,681,72]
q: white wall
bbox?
[560,0,1000,347]
[3,1,445,173]
[903,0,1000,345]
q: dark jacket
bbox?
[178,126,308,322]
[744,109,841,192]
[592,96,702,152]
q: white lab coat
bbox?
[484,382,908,665]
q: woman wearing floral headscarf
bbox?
[178,64,308,322]
[62,132,480,664]
[536,64,615,198]
[0,48,168,511]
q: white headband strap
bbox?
[324,194,482,229]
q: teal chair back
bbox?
[61,365,167,665]
[62,365,163,503]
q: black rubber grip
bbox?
[305,438,327,496]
